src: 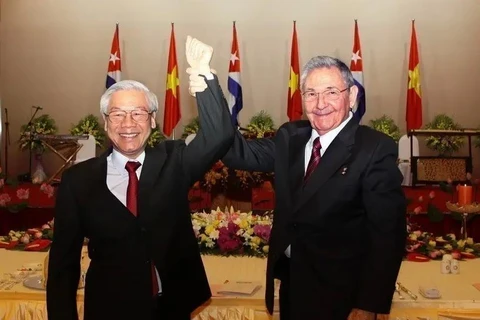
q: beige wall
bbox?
[1,0,480,177]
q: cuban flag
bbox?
[349,20,366,121]
[106,24,121,89]
[227,22,243,126]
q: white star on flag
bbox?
[230,51,239,66]
[351,50,361,64]
[109,52,120,65]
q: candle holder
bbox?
[445,201,480,240]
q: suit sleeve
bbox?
[46,170,84,320]
[181,74,235,184]
[221,129,276,173]
[354,137,407,314]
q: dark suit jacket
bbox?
[46,75,234,320]
[223,118,407,319]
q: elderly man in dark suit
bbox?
[46,37,233,320]
[189,55,406,320]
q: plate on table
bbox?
[23,275,45,290]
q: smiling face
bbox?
[104,90,156,159]
[303,67,358,136]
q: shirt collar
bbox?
[307,111,353,152]
[111,149,146,176]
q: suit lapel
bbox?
[289,128,310,202]
[292,117,359,214]
[137,144,167,216]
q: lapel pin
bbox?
[341,167,348,175]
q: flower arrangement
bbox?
[203,161,229,191]
[0,219,53,251]
[369,115,401,143]
[70,114,106,148]
[424,114,465,155]
[19,115,58,153]
[191,207,272,257]
[234,170,274,190]
[245,110,276,138]
[147,123,166,148]
[406,231,480,260]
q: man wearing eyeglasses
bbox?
[189,55,406,320]
[46,36,234,320]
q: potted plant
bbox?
[182,116,200,138]
[369,115,401,143]
[424,114,464,156]
[147,124,166,147]
[70,114,106,148]
[19,114,58,184]
[246,110,276,138]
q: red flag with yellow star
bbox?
[406,20,422,131]
[163,24,180,137]
[287,21,302,122]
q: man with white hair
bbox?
[47,36,234,320]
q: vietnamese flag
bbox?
[163,23,181,137]
[287,21,302,122]
[406,20,422,131]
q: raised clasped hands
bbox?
[185,35,214,97]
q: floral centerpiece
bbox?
[0,219,54,251]
[369,115,401,143]
[70,114,106,148]
[191,207,272,257]
[19,114,58,153]
[424,114,464,156]
[406,231,480,261]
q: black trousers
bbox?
[152,295,191,320]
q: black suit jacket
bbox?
[223,118,407,319]
[46,75,234,320]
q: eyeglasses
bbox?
[302,88,349,102]
[105,109,153,124]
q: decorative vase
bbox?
[32,153,47,184]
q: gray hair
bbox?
[100,80,159,114]
[300,56,355,92]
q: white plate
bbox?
[23,275,44,290]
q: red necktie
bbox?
[304,137,321,182]
[125,161,159,296]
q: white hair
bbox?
[100,80,159,114]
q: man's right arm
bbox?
[46,170,84,320]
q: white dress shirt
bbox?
[285,111,353,258]
[106,149,162,293]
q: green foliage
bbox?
[147,124,166,147]
[424,114,464,155]
[182,117,200,138]
[474,125,480,149]
[70,114,106,148]
[369,115,401,142]
[246,110,276,138]
[19,115,58,153]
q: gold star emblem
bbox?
[166,65,179,98]
[408,65,421,96]
[288,67,299,98]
